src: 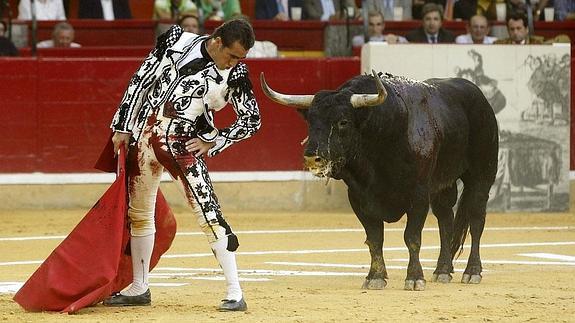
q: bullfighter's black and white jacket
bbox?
[111,25,261,157]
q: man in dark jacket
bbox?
[0,21,18,56]
[406,2,455,43]
[255,0,304,20]
[78,0,132,19]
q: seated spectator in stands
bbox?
[537,0,575,21]
[506,0,527,16]
[154,0,198,20]
[494,11,543,44]
[200,0,242,21]
[352,10,407,47]
[451,0,478,20]
[78,0,132,19]
[406,3,455,43]
[363,0,412,21]
[18,0,66,20]
[0,21,18,56]
[303,0,357,20]
[178,14,201,33]
[37,22,81,48]
[412,0,475,20]
[455,14,497,44]
[255,0,304,20]
[554,0,575,20]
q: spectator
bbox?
[37,22,81,48]
[455,14,497,44]
[255,0,305,20]
[554,0,575,20]
[0,21,18,56]
[406,3,455,43]
[303,0,357,20]
[494,11,543,44]
[154,0,198,20]
[352,10,407,47]
[537,0,575,21]
[506,0,527,16]
[78,0,132,19]
[363,0,412,21]
[413,0,475,20]
[452,0,478,20]
[200,0,242,21]
[178,14,201,33]
[18,0,66,20]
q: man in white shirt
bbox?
[18,0,66,20]
[37,22,81,48]
[364,0,412,21]
[455,15,497,44]
[352,10,407,47]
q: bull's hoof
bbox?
[461,274,482,284]
[431,273,452,283]
[361,278,387,290]
[404,279,426,291]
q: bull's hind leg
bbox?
[457,180,490,284]
[430,183,457,283]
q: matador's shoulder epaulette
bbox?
[154,25,184,59]
[227,62,253,93]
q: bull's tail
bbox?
[450,191,471,260]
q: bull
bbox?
[261,71,498,291]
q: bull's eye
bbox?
[338,119,349,129]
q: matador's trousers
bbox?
[126,111,237,249]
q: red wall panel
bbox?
[0,57,361,173]
[0,56,572,173]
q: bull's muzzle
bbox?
[304,155,330,177]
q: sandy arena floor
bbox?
[0,209,574,322]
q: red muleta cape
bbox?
[13,141,177,313]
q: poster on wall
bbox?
[361,43,571,212]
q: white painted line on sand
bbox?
[152,268,365,277]
[0,260,43,266]
[164,241,575,259]
[2,241,574,266]
[517,253,575,262]
[1,226,573,242]
[0,282,23,293]
[263,262,466,272]
[149,282,190,287]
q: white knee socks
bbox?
[211,236,243,301]
[121,234,154,296]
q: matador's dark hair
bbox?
[212,18,255,50]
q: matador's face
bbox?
[212,38,248,70]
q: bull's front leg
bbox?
[349,191,387,289]
[404,187,430,291]
[360,217,387,290]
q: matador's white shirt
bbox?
[111,25,261,157]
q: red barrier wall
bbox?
[0,56,573,173]
[0,57,360,173]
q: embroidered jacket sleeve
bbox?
[110,25,184,133]
[207,63,261,157]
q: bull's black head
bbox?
[261,71,387,179]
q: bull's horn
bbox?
[350,70,388,108]
[260,72,314,109]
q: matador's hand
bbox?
[112,132,131,156]
[186,138,216,157]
